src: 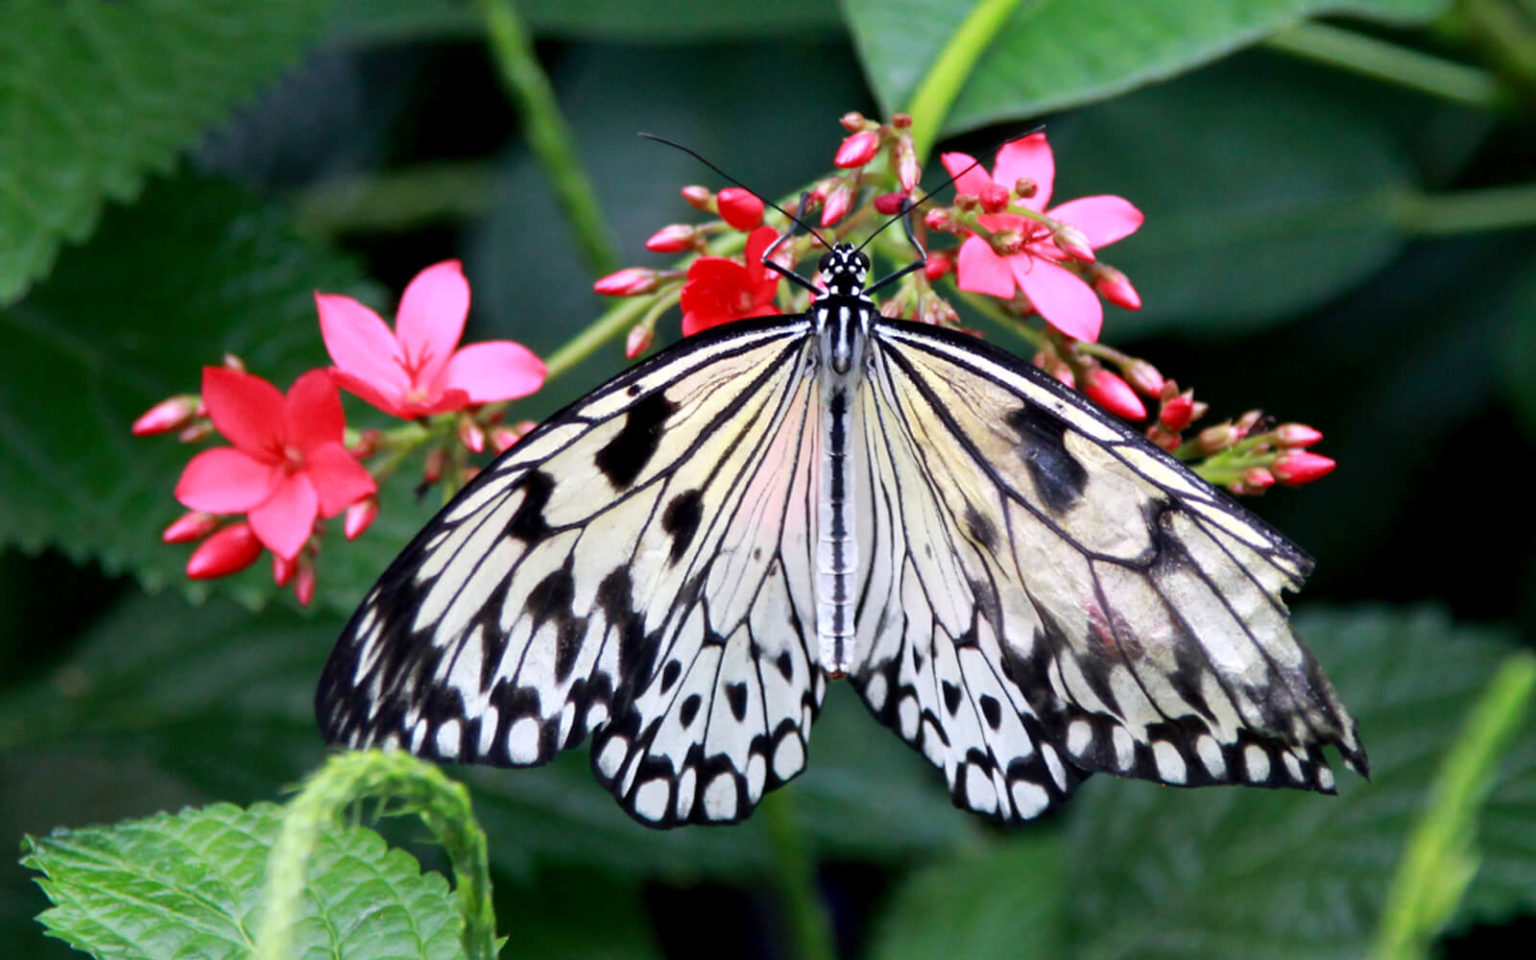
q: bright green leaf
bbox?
[22,801,463,960]
[1062,607,1533,960]
[845,0,1452,134]
[0,0,333,304]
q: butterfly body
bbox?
[318,244,1366,828]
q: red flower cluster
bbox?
[136,262,546,603]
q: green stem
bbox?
[542,294,655,382]
[1264,21,1506,111]
[478,0,620,276]
[760,790,836,960]
[1459,0,1536,96]
[1393,183,1536,235]
[255,751,498,960]
[1370,651,1536,960]
[905,0,1031,163]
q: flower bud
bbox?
[873,192,909,216]
[1054,224,1095,262]
[185,523,262,579]
[1160,393,1196,431]
[132,395,200,436]
[1241,467,1276,492]
[162,511,218,544]
[593,267,659,296]
[1125,360,1164,397]
[896,135,920,192]
[1197,423,1239,454]
[645,223,697,253]
[272,552,296,587]
[1083,368,1147,420]
[717,187,764,229]
[626,322,654,359]
[348,428,381,459]
[924,208,954,233]
[293,561,317,607]
[1092,265,1141,310]
[1146,424,1181,452]
[221,353,246,372]
[423,447,447,485]
[840,111,867,132]
[1013,178,1037,199]
[344,495,378,540]
[979,182,1011,214]
[891,113,913,129]
[458,417,485,454]
[1272,451,1336,485]
[992,230,1023,256]
[681,185,712,209]
[835,130,881,168]
[821,182,855,227]
[924,250,954,281]
[919,296,960,328]
[1275,423,1323,448]
[177,421,215,444]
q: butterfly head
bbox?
[817,244,870,298]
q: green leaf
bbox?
[22,801,463,960]
[867,833,1065,960]
[845,0,1452,134]
[0,173,408,613]
[1043,56,1415,336]
[1060,607,1535,960]
[0,0,333,305]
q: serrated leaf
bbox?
[867,833,1065,960]
[1060,607,1534,960]
[1,591,966,883]
[0,173,414,613]
[845,0,1452,133]
[0,0,334,305]
[21,801,463,960]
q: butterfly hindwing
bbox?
[317,316,825,825]
[851,319,1366,821]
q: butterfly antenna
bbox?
[639,133,832,249]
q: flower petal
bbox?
[305,442,377,517]
[176,447,281,513]
[330,369,410,420]
[201,367,286,457]
[1047,195,1144,248]
[248,473,319,560]
[396,260,469,388]
[317,292,410,401]
[743,225,785,288]
[1012,256,1103,341]
[954,236,1018,299]
[991,133,1054,211]
[940,151,993,198]
[285,369,346,454]
[438,341,547,404]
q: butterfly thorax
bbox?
[814,243,873,377]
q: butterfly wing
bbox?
[849,318,1367,822]
[316,316,826,826]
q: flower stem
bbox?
[1393,183,1536,235]
[542,295,654,382]
[761,789,836,960]
[1263,21,1507,111]
[478,0,620,276]
[904,0,1030,164]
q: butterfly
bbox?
[316,207,1367,828]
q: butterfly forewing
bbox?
[318,316,826,825]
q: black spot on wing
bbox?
[726,682,749,721]
[506,470,555,542]
[680,693,702,727]
[965,504,998,551]
[661,489,704,564]
[595,391,678,489]
[1006,405,1087,513]
[660,659,682,693]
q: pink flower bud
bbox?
[132,395,200,436]
[924,208,954,233]
[1014,178,1037,199]
[1236,410,1263,435]
[1241,467,1276,492]
[821,182,855,227]
[1160,394,1195,431]
[1054,223,1095,262]
[423,448,447,485]
[272,552,296,587]
[924,250,954,281]
[162,511,218,544]
[681,185,712,209]
[1125,360,1164,397]
[1092,265,1141,310]
[186,523,262,579]
[626,323,654,358]
[1197,424,1239,454]
[835,130,881,168]
[344,496,378,540]
[896,135,920,192]
[840,111,867,132]
[645,223,697,253]
[177,421,215,444]
[348,428,381,460]
[1084,368,1147,420]
[1147,424,1181,451]
[222,353,246,372]
[992,230,1023,256]
[293,561,317,607]
[1272,451,1336,485]
[717,187,764,229]
[1275,423,1323,448]
[873,192,908,216]
[979,182,1011,214]
[891,113,913,129]
[459,418,485,454]
[593,267,659,296]
[919,296,960,328]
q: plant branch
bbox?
[905,0,1031,163]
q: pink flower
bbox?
[174,368,376,561]
[317,260,546,420]
[942,134,1144,341]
